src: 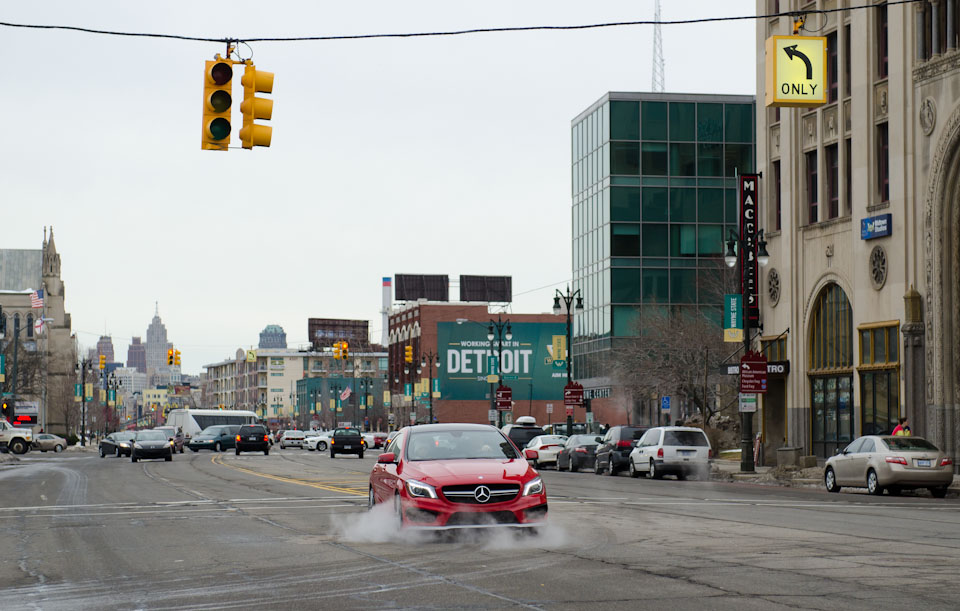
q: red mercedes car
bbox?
[369,423,547,530]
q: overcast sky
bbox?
[1,1,755,374]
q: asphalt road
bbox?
[2,447,960,610]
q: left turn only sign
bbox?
[765,35,826,108]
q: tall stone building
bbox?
[96,335,115,363]
[0,228,75,434]
[258,324,287,349]
[145,305,172,376]
[754,0,960,461]
[126,337,146,373]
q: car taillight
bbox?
[708,449,713,458]
[236,435,241,442]
[657,448,664,458]
[574,447,588,453]
[616,440,632,449]
[885,456,908,465]
[940,457,953,466]
[263,435,268,442]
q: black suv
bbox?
[330,427,364,458]
[235,424,270,455]
[594,425,648,475]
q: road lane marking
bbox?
[211,454,366,496]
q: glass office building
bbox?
[571,92,756,388]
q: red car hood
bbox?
[402,459,535,487]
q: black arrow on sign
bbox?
[783,45,813,80]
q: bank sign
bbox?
[861,213,892,240]
[438,322,568,401]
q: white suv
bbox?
[628,426,712,480]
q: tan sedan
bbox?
[33,433,67,453]
[824,435,954,497]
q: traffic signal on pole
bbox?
[174,350,181,366]
[201,57,234,151]
[239,63,274,149]
[334,342,342,360]
[404,345,413,363]
[342,342,349,360]
[167,349,174,366]
[99,355,106,370]
[1,399,10,421]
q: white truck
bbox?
[0,419,33,454]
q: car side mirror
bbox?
[595,437,603,443]
[524,449,539,460]
[377,452,396,464]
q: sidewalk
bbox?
[711,458,960,493]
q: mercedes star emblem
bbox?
[474,485,491,503]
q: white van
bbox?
[165,409,259,441]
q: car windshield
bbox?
[240,427,264,435]
[406,429,520,461]
[115,432,136,441]
[623,428,647,440]
[567,435,598,446]
[883,437,939,451]
[199,426,224,436]
[508,427,545,448]
[529,435,566,448]
[663,431,709,447]
[155,428,175,437]
[136,431,167,441]
[334,429,359,437]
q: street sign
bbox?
[722,361,790,376]
[740,351,769,394]
[586,411,594,424]
[495,385,513,410]
[739,393,758,413]
[409,411,416,424]
[764,35,827,108]
[503,375,519,381]
[723,294,743,342]
[661,396,671,412]
[486,374,499,384]
[488,409,497,422]
[563,382,584,407]
[487,355,498,375]
[545,403,553,414]
[566,405,574,417]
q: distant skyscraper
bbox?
[259,324,287,349]
[96,335,115,362]
[145,303,171,375]
[127,336,147,373]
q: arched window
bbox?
[808,283,854,457]
[26,313,33,338]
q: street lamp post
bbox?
[554,286,584,436]
[724,227,770,473]
[420,351,441,424]
[487,315,512,428]
[103,371,122,435]
[75,357,94,446]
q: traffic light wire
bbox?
[0,1,923,45]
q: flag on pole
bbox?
[30,289,44,308]
[34,317,44,335]
[339,387,352,401]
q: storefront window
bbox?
[809,283,853,457]
[859,322,900,435]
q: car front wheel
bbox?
[318,441,327,451]
[594,459,602,475]
[368,487,376,509]
[824,467,841,493]
[629,459,640,478]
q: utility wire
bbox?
[0,1,923,45]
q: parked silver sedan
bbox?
[33,433,67,453]
[824,435,954,497]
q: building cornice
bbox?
[913,50,960,84]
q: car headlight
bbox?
[523,477,544,496]
[169,441,175,446]
[120,443,129,448]
[406,479,437,499]
[134,442,143,449]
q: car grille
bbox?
[441,484,520,504]
[446,511,518,526]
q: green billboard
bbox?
[437,322,568,401]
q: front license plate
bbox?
[918,459,931,467]
[343,445,352,449]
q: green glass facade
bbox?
[571,93,756,382]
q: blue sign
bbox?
[861,213,892,240]
[661,396,671,412]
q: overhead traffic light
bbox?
[174,350,181,366]
[239,63,274,149]
[98,355,106,370]
[404,345,413,363]
[201,57,234,151]
[167,349,174,366]
[342,342,349,360]
[333,342,342,360]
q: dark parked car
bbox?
[131,430,173,462]
[594,425,648,475]
[99,431,136,458]
[154,426,185,454]
[501,416,546,451]
[187,425,241,452]
[330,427,365,458]
[236,424,270,455]
[557,434,601,472]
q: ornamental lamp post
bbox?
[488,315,512,428]
[420,352,441,424]
[724,227,769,473]
[554,286,584,436]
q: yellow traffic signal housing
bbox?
[342,342,349,360]
[334,342,342,360]
[201,58,234,150]
[98,355,106,370]
[404,345,413,363]
[239,63,274,149]
[174,350,181,366]
[167,348,174,366]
